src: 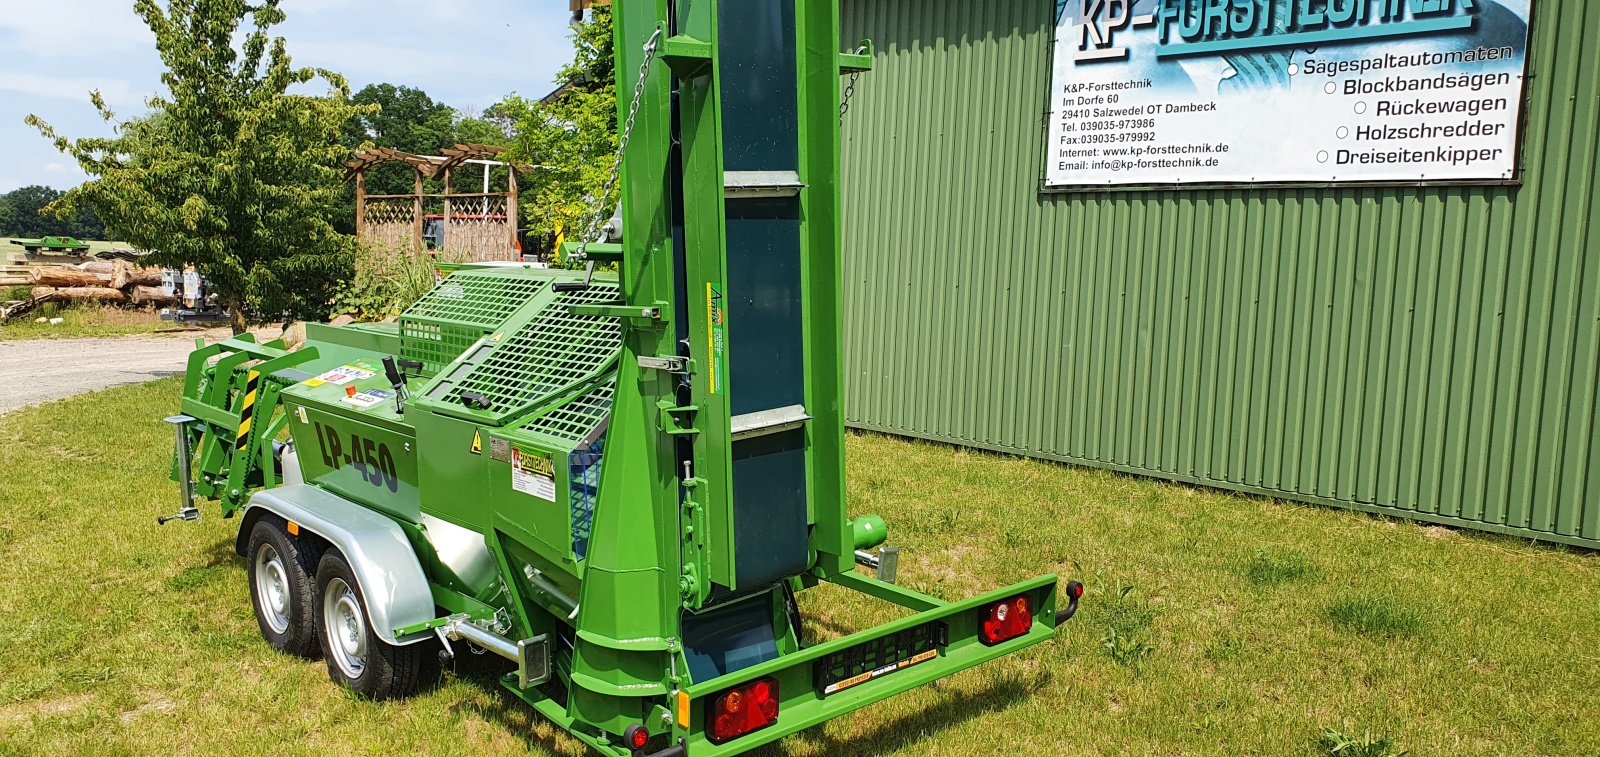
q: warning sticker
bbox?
[510,446,556,501]
[344,389,391,410]
[313,365,376,386]
[470,430,483,455]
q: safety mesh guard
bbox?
[568,437,603,561]
[400,271,550,375]
[446,283,622,415]
[518,381,615,445]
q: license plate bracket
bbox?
[812,621,948,697]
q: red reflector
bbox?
[625,723,649,750]
[1069,581,1084,599]
[707,676,779,744]
[979,594,1034,646]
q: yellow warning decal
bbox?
[470,430,483,455]
[303,378,325,387]
[234,370,261,450]
[822,648,940,695]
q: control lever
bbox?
[382,356,409,415]
[550,260,596,293]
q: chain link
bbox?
[570,25,665,264]
[838,45,868,126]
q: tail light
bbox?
[708,676,779,744]
[979,594,1034,646]
[624,723,650,751]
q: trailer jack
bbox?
[158,415,200,525]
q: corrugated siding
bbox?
[839,0,1600,546]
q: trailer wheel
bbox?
[245,519,320,658]
[315,551,423,700]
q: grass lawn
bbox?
[0,302,177,341]
[1,379,1597,755]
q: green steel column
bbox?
[567,0,684,736]
[796,0,854,577]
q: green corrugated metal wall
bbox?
[838,0,1600,547]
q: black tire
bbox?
[244,518,321,658]
[314,550,425,700]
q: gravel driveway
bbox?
[0,332,236,415]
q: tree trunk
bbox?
[111,261,162,289]
[227,296,247,336]
[128,285,179,306]
[35,287,127,304]
[32,269,112,288]
[0,276,33,287]
[30,287,58,301]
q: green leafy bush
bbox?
[334,244,462,322]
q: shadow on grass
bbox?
[757,671,1045,756]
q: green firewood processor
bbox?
[162,1,1082,753]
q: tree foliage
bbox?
[342,83,457,196]
[0,185,105,239]
[27,0,371,332]
[499,7,617,250]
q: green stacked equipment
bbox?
[164,1,1081,754]
[8,235,90,253]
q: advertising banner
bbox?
[1045,0,1533,188]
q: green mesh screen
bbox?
[400,270,550,375]
[445,283,622,415]
[516,378,615,445]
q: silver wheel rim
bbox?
[323,577,368,679]
[254,543,291,635]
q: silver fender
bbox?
[242,485,435,646]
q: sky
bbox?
[0,0,576,192]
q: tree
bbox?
[27,0,370,332]
[0,195,16,237]
[2,186,62,237]
[499,7,617,254]
[0,185,104,239]
[342,84,457,196]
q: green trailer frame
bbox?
[164,2,1082,754]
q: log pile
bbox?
[14,260,176,308]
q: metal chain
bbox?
[570,25,664,264]
[838,45,868,126]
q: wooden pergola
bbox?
[343,144,527,261]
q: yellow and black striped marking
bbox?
[235,370,261,450]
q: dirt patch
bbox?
[119,696,176,722]
[0,692,93,728]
